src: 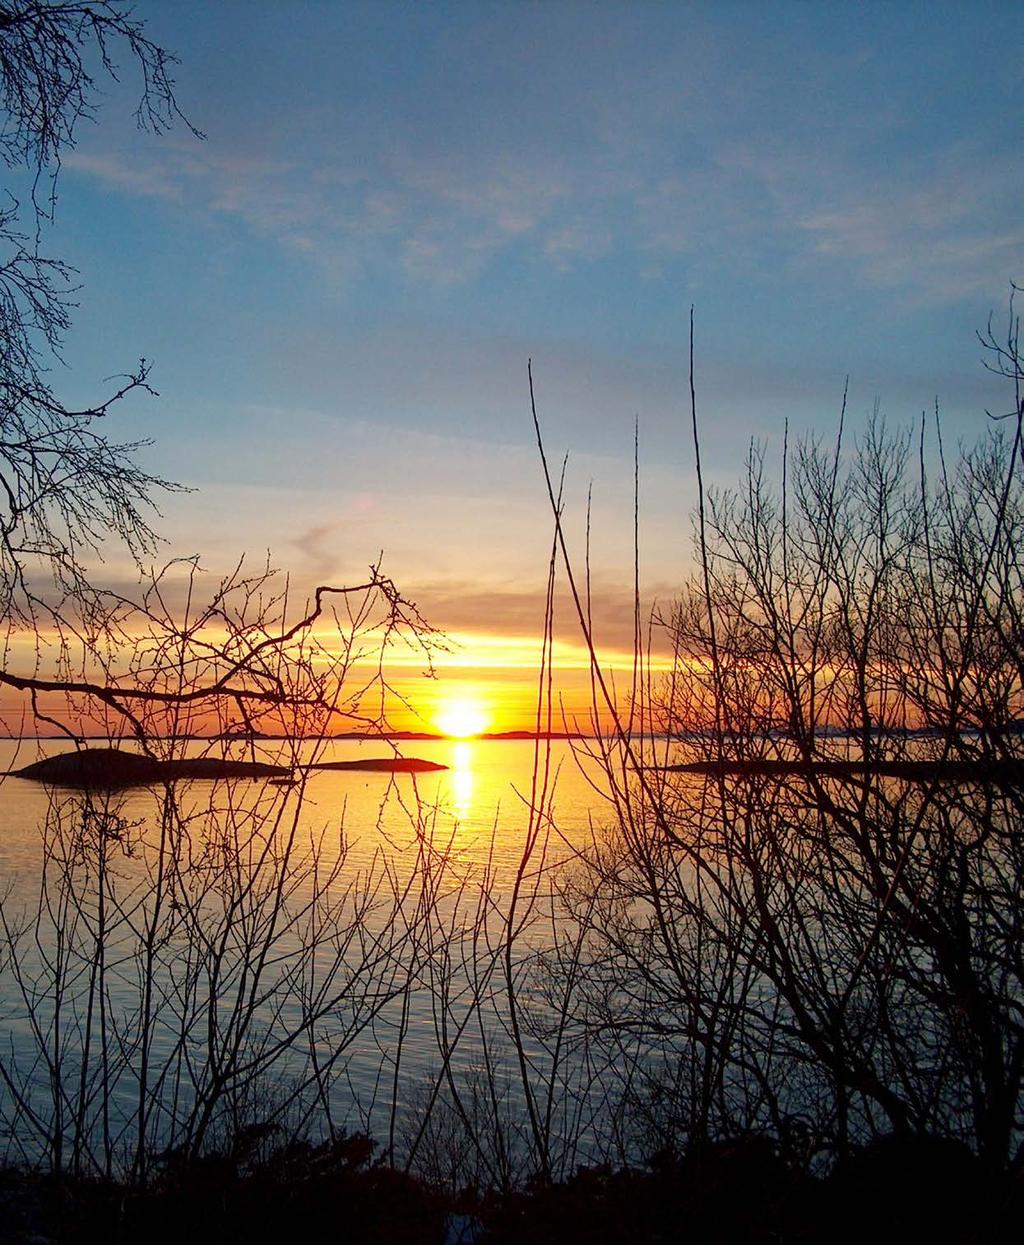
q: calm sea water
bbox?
[0,737,622,1168]
[0,736,610,878]
[3,734,957,1175]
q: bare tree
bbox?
[524,302,1024,1179]
[0,3,193,695]
[0,6,455,1189]
[0,5,438,739]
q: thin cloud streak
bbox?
[65,97,1021,308]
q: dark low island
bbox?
[314,757,446,773]
[10,747,446,789]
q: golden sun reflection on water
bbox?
[449,740,475,820]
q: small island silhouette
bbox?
[10,747,447,789]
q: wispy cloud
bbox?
[67,106,1022,308]
[290,522,342,583]
[723,140,1024,306]
[66,136,579,285]
[63,3,1022,317]
[65,149,187,201]
[402,575,680,656]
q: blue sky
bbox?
[39,0,1024,667]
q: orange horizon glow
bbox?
[7,611,941,740]
[0,623,672,739]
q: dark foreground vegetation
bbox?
[1,1129,1021,1244]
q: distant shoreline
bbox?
[3,725,1018,743]
[657,757,1024,786]
[0,729,600,743]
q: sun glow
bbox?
[435,696,490,739]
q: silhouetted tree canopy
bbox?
[0,1,197,635]
[0,3,430,738]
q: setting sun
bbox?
[435,697,490,738]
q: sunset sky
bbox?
[34,0,1024,732]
